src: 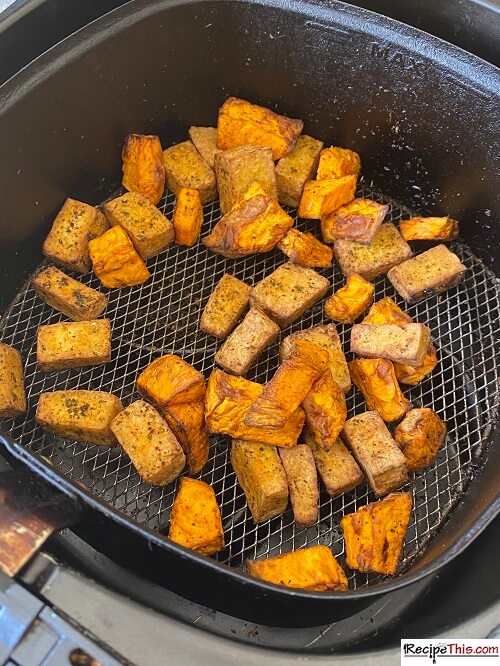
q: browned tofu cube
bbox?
[316,147,361,180]
[298,176,356,219]
[88,225,151,288]
[37,319,111,372]
[103,191,174,259]
[399,216,459,241]
[334,223,412,280]
[110,400,185,485]
[247,545,348,591]
[163,401,209,475]
[278,445,319,528]
[342,411,408,497]
[321,198,388,244]
[230,438,289,523]
[32,266,108,321]
[216,97,303,160]
[302,372,347,451]
[214,308,279,375]
[43,198,108,274]
[188,126,220,168]
[394,408,447,471]
[168,477,224,555]
[324,273,374,324]
[275,134,324,207]
[172,188,203,246]
[387,244,467,304]
[304,428,364,497]
[36,390,123,445]
[277,228,333,268]
[0,344,26,418]
[137,354,205,408]
[200,274,251,339]
[122,134,165,205]
[215,145,277,214]
[351,323,430,367]
[349,358,410,423]
[280,324,351,393]
[163,141,217,204]
[249,262,330,328]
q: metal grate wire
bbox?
[0,183,499,589]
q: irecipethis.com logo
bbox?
[401,639,499,665]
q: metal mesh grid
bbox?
[1,184,499,589]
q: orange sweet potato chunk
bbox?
[302,372,347,451]
[340,492,412,575]
[325,273,374,324]
[399,216,459,242]
[298,176,356,220]
[137,355,206,408]
[349,357,410,422]
[316,147,361,180]
[247,545,348,591]
[163,401,209,475]
[173,187,204,246]
[169,477,224,555]
[277,228,333,267]
[122,134,165,205]
[88,225,150,288]
[321,198,388,244]
[394,408,447,471]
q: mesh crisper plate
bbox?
[1,185,499,589]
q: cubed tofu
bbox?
[304,428,364,497]
[110,400,185,485]
[32,266,108,321]
[188,126,220,168]
[205,369,305,448]
[387,244,467,304]
[137,355,205,407]
[334,223,412,281]
[36,390,123,445]
[394,345,439,386]
[163,401,209,476]
[277,228,333,268]
[324,273,374,324]
[278,445,319,529]
[230,438,289,523]
[298,176,356,220]
[280,324,351,393]
[88,225,150,288]
[216,96,303,160]
[394,408,446,471]
[342,411,408,497]
[247,545,348,591]
[341,492,412,575]
[302,372,347,451]
[214,308,279,376]
[171,187,203,246]
[200,274,251,339]
[275,134,324,207]
[103,191,174,259]
[316,147,361,180]
[36,319,111,372]
[349,358,410,423]
[244,338,329,430]
[122,134,165,205]
[163,140,217,204]
[43,198,108,274]
[321,198,388,244]
[249,262,330,328]
[350,323,430,367]
[0,344,26,418]
[215,145,277,214]
[399,216,459,242]
[168,477,224,555]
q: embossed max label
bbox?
[371,42,426,75]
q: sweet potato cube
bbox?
[340,492,412,575]
[122,134,165,205]
[37,319,111,372]
[163,401,209,475]
[188,126,220,168]
[103,191,174,259]
[43,198,108,274]
[32,266,108,321]
[0,344,26,418]
[137,355,205,408]
[349,358,410,423]
[217,96,303,160]
[230,438,289,523]
[362,297,412,326]
[350,323,430,368]
[163,141,217,204]
[342,411,408,496]
[205,369,305,448]
[279,445,319,528]
[200,273,251,339]
[325,273,374,324]
[399,216,459,242]
[394,408,447,471]
[247,545,348,591]
[394,345,439,386]
[321,198,388,244]
[88,225,150,288]
[316,147,361,180]
[275,134,324,207]
[172,187,203,246]
[168,477,224,555]
[277,228,333,268]
[302,372,347,451]
[298,176,356,220]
